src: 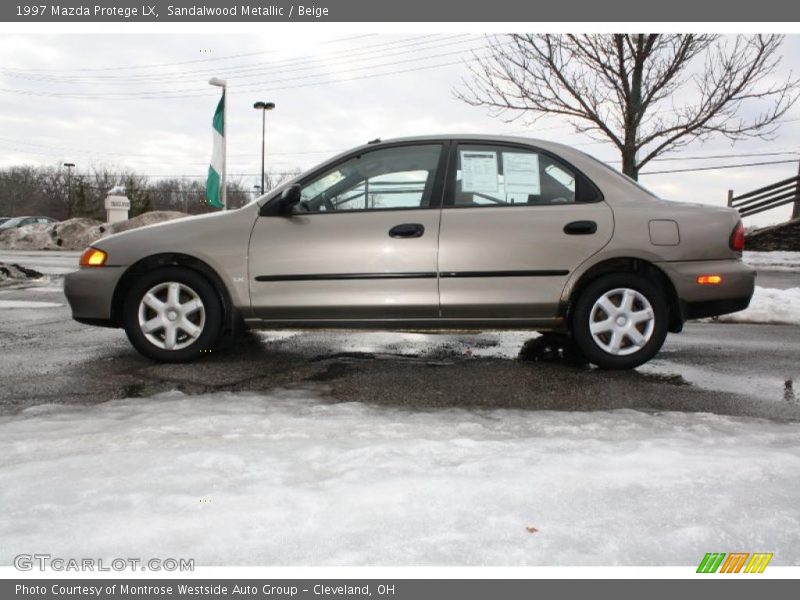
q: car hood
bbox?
[90,205,260,267]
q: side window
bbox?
[299,144,442,213]
[452,145,589,207]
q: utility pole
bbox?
[63,162,75,218]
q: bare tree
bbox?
[457,34,800,179]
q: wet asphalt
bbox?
[1,270,799,421]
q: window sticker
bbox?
[461,151,498,193]
[503,152,541,195]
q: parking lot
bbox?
[1,250,798,420]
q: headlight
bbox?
[79,247,108,267]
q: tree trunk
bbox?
[621,147,639,180]
[793,158,800,220]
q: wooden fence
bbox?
[728,160,800,220]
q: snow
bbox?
[0,212,189,251]
[713,287,800,325]
[744,251,800,273]
[1,389,799,566]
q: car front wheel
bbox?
[122,267,223,362]
[571,273,668,370]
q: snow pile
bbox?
[744,251,800,272]
[1,389,799,566]
[714,286,800,325]
[0,211,190,251]
[0,262,43,287]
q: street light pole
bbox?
[253,101,276,194]
[63,162,75,218]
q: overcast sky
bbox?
[0,32,798,225]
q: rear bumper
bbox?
[63,266,124,325]
[681,296,753,320]
[657,258,756,320]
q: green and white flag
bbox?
[206,91,225,209]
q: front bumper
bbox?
[657,258,756,320]
[63,266,125,325]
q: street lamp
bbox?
[253,101,276,194]
[63,162,75,218]
[208,77,227,209]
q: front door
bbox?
[248,143,446,321]
[438,142,614,319]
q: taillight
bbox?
[729,221,745,253]
[79,247,107,267]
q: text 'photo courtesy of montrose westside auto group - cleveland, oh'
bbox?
[1,0,800,597]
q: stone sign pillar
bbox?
[104,186,130,224]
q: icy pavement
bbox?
[0,388,799,567]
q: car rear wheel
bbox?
[122,267,223,362]
[571,273,668,369]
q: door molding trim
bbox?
[254,272,438,282]
[254,269,569,282]
[438,269,569,278]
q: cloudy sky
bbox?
[0,31,798,225]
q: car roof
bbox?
[347,134,573,154]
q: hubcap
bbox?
[137,282,205,351]
[589,288,655,356]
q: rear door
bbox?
[438,142,613,318]
[248,143,446,321]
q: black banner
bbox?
[2,0,800,22]
[4,579,799,600]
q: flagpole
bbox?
[209,77,227,210]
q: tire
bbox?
[122,267,223,362]
[570,273,668,370]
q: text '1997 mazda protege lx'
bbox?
[64,136,755,369]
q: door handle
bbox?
[389,223,425,238]
[563,220,597,235]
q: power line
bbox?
[2,35,470,85]
[648,150,800,162]
[0,57,477,100]
[641,159,799,175]
[0,33,381,74]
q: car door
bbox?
[438,142,614,319]
[248,143,446,321]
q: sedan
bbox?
[64,135,755,369]
[0,216,58,229]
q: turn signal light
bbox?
[696,274,722,285]
[79,247,107,267]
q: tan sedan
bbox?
[64,136,755,369]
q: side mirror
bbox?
[277,184,302,214]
